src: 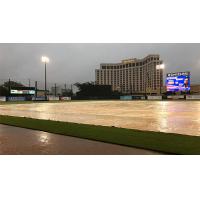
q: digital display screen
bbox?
[10,89,35,95]
[166,72,190,92]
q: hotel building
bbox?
[95,54,164,94]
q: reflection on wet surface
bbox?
[0,124,160,154]
[0,101,200,136]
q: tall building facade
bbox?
[95,54,163,94]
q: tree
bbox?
[62,89,73,97]
[3,81,24,88]
[74,82,121,99]
[0,85,9,96]
[0,81,25,96]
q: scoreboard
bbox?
[166,71,190,92]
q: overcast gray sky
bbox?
[0,43,200,85]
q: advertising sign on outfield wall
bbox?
[120,96,132,100]
[132,95,145,100]
[60,97,71,101]
[7,96,26,101]
[0,96,6,101]
[120,95,145,100]
[48,96,60,101]
[186,95,200,100]
[32,97,46,101]
[147,96,162,100]
[167,95,185,100]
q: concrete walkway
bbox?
[0,124,162,155]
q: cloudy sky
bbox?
[0,43,200,86]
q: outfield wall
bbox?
[48,96,60,101]
[147,96,162,100]
[120,96,132,100]
[0,96,6,101]
[167,95,185,100]
[60,97,71,101]
[120,95,145,100]
[7,96,26,101]
[186,95,200,100]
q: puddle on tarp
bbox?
[0,100,200,136]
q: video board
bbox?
[10,87,35,95]
[166,71,190,92]
[10,89,35,94]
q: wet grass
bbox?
[1,115,200,154]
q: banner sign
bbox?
[10,89,35,95]
[7,96,26,101]
[132,95,145,100]
[48,96,60,101]
[167,95,185,99]
[147,96,162,100]
[32,97,46,101]
[120,96,132,100]
[60,97,71,101]
[0,96,6,101]
[186,95,200,100]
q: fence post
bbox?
[35,81,37,98]
[8,78,11,95]
[55,83,57,96]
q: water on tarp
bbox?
[0,100,200,136]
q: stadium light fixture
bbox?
[41,56,49,63]
[156,63,165,70]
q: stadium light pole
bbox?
[41,56,50,100]
[145,71,150,98]
[156,64,165,95]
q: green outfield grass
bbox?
[0,115,200,154]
